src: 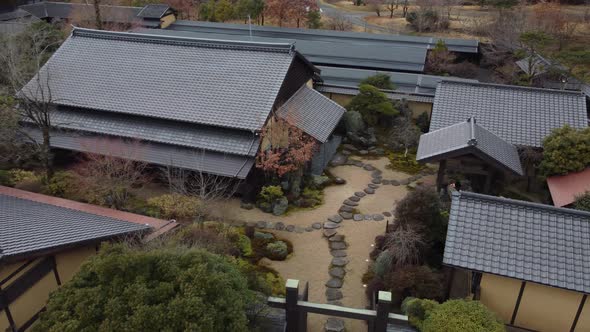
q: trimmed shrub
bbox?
[174,223,236,255]
[43,170,81,199]
[384,265,444,306]
[373,250,394,278]
[387,151,425,174]
[402,297,440,329]
[258,185,284,204]
[347,84,398,127]
[8,169,38,183]
[34,244,255,332]
[416,112,430,133]
[236,234,253,257]
[540,125,590,176]
[265,241,289,261]
[421,299,505,332]
[0,170,14,186]
[360,73,395,90]
[147,193,201,221]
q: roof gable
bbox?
[417,118,523,175]
[444,191,590,293]
[21,28,300,131]
[430,81,588,147]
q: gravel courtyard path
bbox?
[209,156,435,331]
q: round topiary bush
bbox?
[33,244,255,332]
[265,240,289,261]
[420,299,505,332]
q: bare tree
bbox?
[384,226,425,268]
[0,22,64,179]
[325,12,353,31]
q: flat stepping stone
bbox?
[400,179,410,185]
[353,214,364,221]
[339,205,354,213]
[286,225,295,232]
[383,212,392,217]
[339,212,353,219]
[305,226,314,232]
[331,250,347,257]
[331,257,349,267]
[382,179,390,185]
[368,183,379,189]
[352,160,364,167]
[325,318,345,332]
[364,214,373,221]
[294,226,305,233]
[363,165,375,171]
[275,222,285,230]
[326,278,344,288]
[343,199,359,206]
[373,214,384,221]
[354,191,366,197]
[256,221,267,229]
[409,175,420,181]
[391,179,400,186]
[326,288,343,301]
[328,215,343,223]
[371,170,382,177]
[329,267,346,278]
[371,178,382,184]
[323,229,337,238]
[348,196,361,202]
[323,222,341,229]
[312,222,322,229]
[330,241,347,250]
[364,188,375,194]
[329,234,345,242]
[266,221,274,229]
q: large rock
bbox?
[329,267,346,279]
[326,289,343,301]
[339,211,353,219]
[326,278,344,288]
[331,257,349,267]
[324,222,341,229]
[325,317,345,332]
[343,110,365,134]
[312,175,332,187]
[272,197,289,216]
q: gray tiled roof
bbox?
[21,28,297,131]
[0,193,150,260]
[19,1,142,22]
[317,66,477,96]
[46,108,259,156]
[430,81,588,147]
[277,86,345,143]
[136,28,427,72]
[136,4,170,19]
[444,191,590,293]
[168,20,479,54]
[25,128,255,179]
[315,84,434,103]
[582,84,590,98]
[417,118,523,175]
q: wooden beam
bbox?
[511,281,527,325]
[375,291,392,332]
[437,160,447,191]
[571,294,587,332]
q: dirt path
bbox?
[209,157,434,331]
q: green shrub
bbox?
[387,152,425,174]
[574,191,590,212]
[234,259,285,296]
[299,187,324,207]
[416,112,430,133]
[0,170,14,186]
[258,185,284,204]
[265,241,289,261]
[236,234,253,257]
[347,84,398,127]
[384,265,444,306]
[360,73,395,90]
[8,169,39,184]
[421,299,505,332]
[147,193,201,221]
[402,298,440,329]
[540,125,590,176]
[174,223,236,255]
[34,244,254,332]
[373,250,394,278]
[43,170,81,199]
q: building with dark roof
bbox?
[20,28,345,179]
[444,191,590,332]
[430,81,588,148]
[0,185,178,331]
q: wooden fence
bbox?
[267,279,411,332]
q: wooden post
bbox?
[299,282,309,332]
[374,291,392,332]
[436,160,447,192]
[286,279,300,332]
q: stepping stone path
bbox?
[275,222,285,230]
[319,159,432,330]
[286,225,295,232]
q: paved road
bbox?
[317,0,398,34]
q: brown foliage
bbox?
[384,265,444,305]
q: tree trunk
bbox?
[297,18,300,28]
[94,0,103,30]
[42,127,53,180]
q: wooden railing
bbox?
[267,279,411,332]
